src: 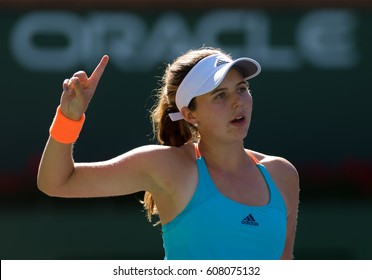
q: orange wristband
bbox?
[49,106,86,144]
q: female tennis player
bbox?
[37,47,300,260]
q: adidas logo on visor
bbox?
[215,59,229,67]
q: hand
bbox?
[60,55,109,120]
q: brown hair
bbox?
[142,47,230,223]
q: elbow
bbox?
[37,181,55,197]
[37,176,60,197]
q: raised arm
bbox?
[37,56,156,198]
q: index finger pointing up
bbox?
[88,55,110,87]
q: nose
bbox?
[231,91,250,109]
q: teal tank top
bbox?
[162,151,287,260]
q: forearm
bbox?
[37,55,108,196]
[37,136,75,196]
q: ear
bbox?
[180,107,198,125]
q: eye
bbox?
[237,86,249,94]
[215,92,226,99]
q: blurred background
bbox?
[0,0,371,260]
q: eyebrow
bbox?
[210,81,247,95]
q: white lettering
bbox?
[138,13,195,70]
[10,12,82,71]
[197,10,300,69]
[297,10,359,68]
[9,10,359,72]
[85,13,146,71]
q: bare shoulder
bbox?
[126,143,195,165]
[249,150,298,182]
[123,143,197,188]
[249,150,300,213]
[114,143,194,178]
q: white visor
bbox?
[169,53,261,121]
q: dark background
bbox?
[1,0,371,260]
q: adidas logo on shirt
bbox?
[241,214,259,226]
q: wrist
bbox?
[49,105,86,144]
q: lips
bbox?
[232,116,244,122]
[230,115,246,124]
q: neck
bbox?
[197,139,250,171]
